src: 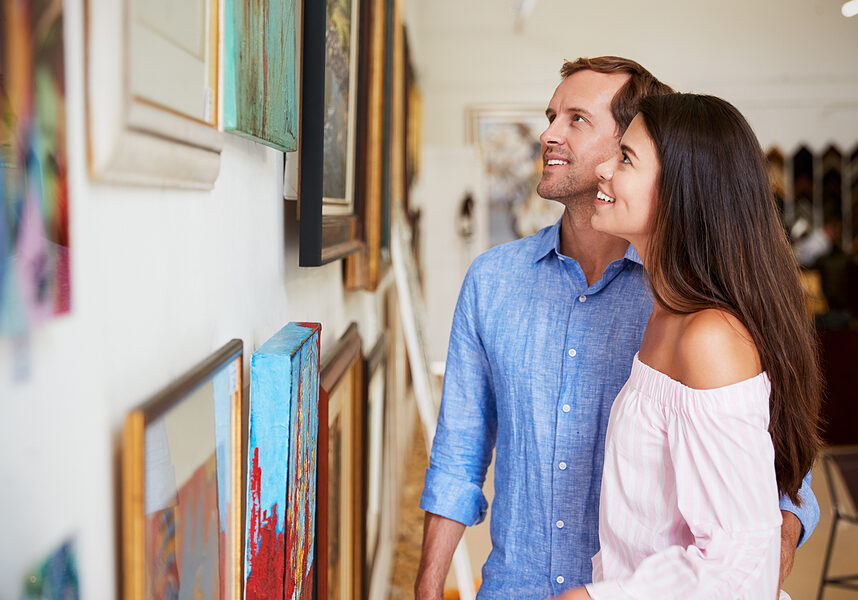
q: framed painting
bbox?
[244,322,321,600]
[121,340,243,600]
[318,323,364,600]
[0,0,70,336]
[86,0,222,188]
[224,0,298,151]
[345,0,387,290]
[299,0,365,266]
[364,333,387,583]
[467,106,561,248]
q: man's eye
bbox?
[572,115,584,122]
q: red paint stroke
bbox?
[246,447,285,600]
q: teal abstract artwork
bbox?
[224,0,298,151]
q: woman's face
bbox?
[591,114,660,254]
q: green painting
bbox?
[224,0,298,151]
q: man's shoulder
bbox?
[468,227,554,277]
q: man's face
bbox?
[537,70,630,206]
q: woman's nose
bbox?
[595,159,613,181]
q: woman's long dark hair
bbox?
[638,94,822,504]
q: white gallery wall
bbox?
[0,0,383,596]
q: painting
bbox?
[87,0,222,188]
[467,107,562,248]
[122,340,243,600]
[20,539,79,600]
[299,0,364,266]
[245,322,321,600]
[345,0,387,291]
[0,0,70,336]
[318,323,364,600]
[224,0,298,151]
[364,334,387,581]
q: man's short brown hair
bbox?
[561,56,674,134]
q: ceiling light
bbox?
[843,0,858,17]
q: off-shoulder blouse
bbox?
[585,353,784,599]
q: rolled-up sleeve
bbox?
[419,263,497,526]
[779,469,819,547]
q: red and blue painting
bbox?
[245,322,321,600]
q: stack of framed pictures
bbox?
[121,340,243,600]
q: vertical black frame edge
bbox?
[299,0,326,267]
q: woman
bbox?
[560,94,821,599]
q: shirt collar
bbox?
[533,219,644,267]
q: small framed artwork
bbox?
[121,340,243,600]
[299,0,366,266]
[364,333,388,582]
[244,322,321,600]
[86,0,222,188]
[318,323,365,600]
[223,0,299,151]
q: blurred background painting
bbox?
[0,0,70,336]
[468,108,563,248]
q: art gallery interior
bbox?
[1,0,858,599]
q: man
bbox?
[415,57,819,599]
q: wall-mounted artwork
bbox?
[20,539,79,599]
[299,0,364,265]
[224,0,298,151]
[86,0,222,188]
[318,323,364,600]
[467,107,561,248]
[364,333,387,583]
[0,0,70,336]
[245,322,321,600]
[122,340,243,600]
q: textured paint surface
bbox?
[0,0,70,335]
[224,0,298,151]
[245,322,321,600]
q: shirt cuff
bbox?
[419,467,488,526]
[778,471,819,548]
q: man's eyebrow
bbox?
[566,106,593,119]
[620,143,639,160]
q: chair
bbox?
[817,447,858,599]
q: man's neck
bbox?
[558,204,630,286]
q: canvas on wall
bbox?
[122,340,243,600]
[245,322,321,600]
[468,108,562,248]
[0,0,70,336]
[224,0,298,151]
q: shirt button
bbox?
[556,520,565,529]
[562,404,571,413]
[579,295,587,302]
[568,348,577,357]
[559,461,567,470]
[556,575,565,584]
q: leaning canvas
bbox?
[245,322,321,600]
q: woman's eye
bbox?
[621,152,631,164]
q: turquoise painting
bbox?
[224,0,298,151]
[245,322,321,600]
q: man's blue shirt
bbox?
[420,220,819,599]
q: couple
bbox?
[416,57,822,599]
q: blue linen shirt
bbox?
[420,220,819,599]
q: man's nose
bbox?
[540,124,561,146]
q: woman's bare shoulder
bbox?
[674,309,761,389]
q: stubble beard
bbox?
[537,167,598,221]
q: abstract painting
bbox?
[0,0,70,335]
[245,322,321,600]
[224,0,298,151]
[468,108,562,248]
[122,340,243,600]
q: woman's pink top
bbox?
[585,353,783,600]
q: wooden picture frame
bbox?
[299,0,366,266]
[345,0,388,290]
[318,323,365,600]
[86,0,222,188]
[244,322,321,600]
[224,0,299,151]
[364,333,387,588]
[121,340,243,600]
